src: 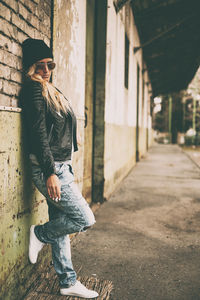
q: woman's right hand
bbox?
[46,174,61,201]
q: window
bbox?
[124,33,129,89]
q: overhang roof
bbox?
[131,0,200,97]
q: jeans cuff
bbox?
[60,280,76,289]
[34,225,45,243]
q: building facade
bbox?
[0,1,153,299]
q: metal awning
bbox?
[131,0,200,96]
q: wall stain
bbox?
[16,208,31,219]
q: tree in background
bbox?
[153,67,200,144]
[171,91,184,143]
[153,95,169,133]
[153,92,183,143]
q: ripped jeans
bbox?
[31,161,96,288]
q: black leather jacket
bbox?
[20,80,78,179]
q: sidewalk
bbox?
[182,146,200,169]
[71,144,200,300]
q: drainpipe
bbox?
[192,97,196,144]
[168,96,172,143]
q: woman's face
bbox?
[35,58,55,82]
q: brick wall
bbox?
[0,2,53,299]
[0,0,52,108]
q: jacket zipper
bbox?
[48,124,54,142]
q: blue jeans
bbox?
[31,161,96,288]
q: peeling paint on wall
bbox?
[53,0,86,117]
[52,0,87,191]
[0,111,50,300]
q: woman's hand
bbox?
[46,174,61,201]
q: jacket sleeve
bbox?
[24,81,56,179]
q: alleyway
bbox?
[71,144,200,300]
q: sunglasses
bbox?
[35,61,56,71]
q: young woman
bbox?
[21,38,98,298]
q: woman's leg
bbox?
[51,235,76,287]
[31,162,96,242]
[47,201,77,287]
[31,162,96,288]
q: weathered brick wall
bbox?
[0,1,52,300]
[0,0,52,107]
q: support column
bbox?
[168,96,172,143]
[92,0,107,203]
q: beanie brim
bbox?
[22,38,53,70]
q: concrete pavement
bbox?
[71,144,200,300]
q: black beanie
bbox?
[22,38,53,70]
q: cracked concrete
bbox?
[71,144,200,300]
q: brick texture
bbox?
[0,0,52,107]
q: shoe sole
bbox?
[29,226,36,264]
[60,291,98,298]
[29,225,44,264]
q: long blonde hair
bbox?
[26,64,70,114]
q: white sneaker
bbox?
[29,225,44,264]
[60,280,99,298]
